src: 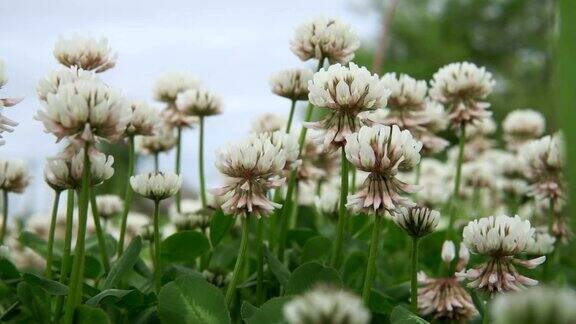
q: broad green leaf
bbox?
[86,289,132,307]
[22,273,68,296]
[86,233,117,257]
[300,236,331,263]
[18,231,51,258]
[161,231,210,263]
[0,301,21,322]
[134,257,153,279]
[390,306,429,324]
[0,258,20,280]
[247,296,291,324]
[102,236,142,289]
[285,262,342,295]
[158,275,230,324]
[342,251,367,291]
[286,228,316,247]
[240,301,258,322]
[84,255,103,278]
[74,305,111,324]
[210,209,234,246]
[264,247,290,286]
[17,282,49,323]
[368,290,395,314]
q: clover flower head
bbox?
[176,88,223,117]
[0,59,23,145]
[394,206,440,238]
[418,272,478,321]
[135,123,177,155]
[503,109,546,150]
[154,72,201,104]
[213,135,286,218]
[0,158,29,193]
[307,63,390,149]
[125,100,161,136]
[69,147,115,186]
[283,285,370,324]
[251,113,286,134]
[37,66,98,102]
[381,73,427,113]
[169,199,212,231]
[345,125,422,213]
[36,79,130,143]
[526,229,555,255]
[269,68,313,101]
[130,171,182,201]
[54,35,117,72]
[95,194,123,220]
[290,16,360,64]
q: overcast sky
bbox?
[1,0,379,216]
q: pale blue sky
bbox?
[1,0,379,216]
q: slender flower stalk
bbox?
[410,236,419,313]
[63,145,91,324]
[152,200,161,293]
[225,217,249,307]
[256,218,264,304]
[175,127,182,211]
[118,135,135,255]
[0,190,7,244]
[286,99,296,133]
[154,152,159,171]
[89,190,110,272]
[198,117,207,207]
[330,147,349,268]
[54,189,75,322]
[0,158,30,243]
[45,190,62,278]
[448,123,466,238]
[362,212,383,304]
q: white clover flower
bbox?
[269,131,300,171]
[69,148,115,186]
[526,230,555,255]
[0,59,23,146]
[307,63,390,150]
[0,159,30,193]
[37,66,97,102]
[380,73,427,127]
[283,285,370,324]
[154,72,200,104]
[492,287,576,324]
[503,109,545,150]
[462,160,499,189]
[251,113,286,134]
[345,125,421,213]
[459,215,545,294]
[213,135,286,218]
[95,194,123,220]
[520,132,565,204]
[135,124,177,155]
[36,79,130,143]
[130,171,182,201]
[418,273,478,321]
[290,17,360,64]
[394,206,440,238]
[299,137,340,182]
[269,68,313,101]
[169,199,211,231]
[53,36,117,73]
[415,159,452,207]
[314,182,340,214]
[465,116,496,138]
[44,157,74,191]
[125,100,161,136]
[202,269,231,288]
[441,240,456,263]
[429,62,495,126]
[176,88,223,117]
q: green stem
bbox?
[54,189,75,322]
[0,190,8,244]
[414,162,421,185]
[362,213,383,305]
[297,57,325,154]
[154,152,159,172]
[330,147,349,268]
[225,217,250,307]
[89,190,110,272]
[63,144,92,324]
[153,200,162,294]
[350,167,357,194]
[482,296,490,324]
[285,99,297,133]
[45,190,62,278]
[198,117,207,208]
[277,171,296,262]
[410,237,420,314]
[256,218,264,304]
[448,122,466,239]
[175,126,183,212]
[118,135,135,256]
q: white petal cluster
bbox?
[44,157,74,191]
[491,287,576,324]
[130,171,182,201]
[251,113,286,134]
[381,73,427,111]
[135,124,177,155]
[283,285,370,324]
[441,240,456,263]
[53,36,116,73]
[95,194,123,220]
[314,183,340,214]
[169,199,211,231]
[70,148,115,186]
[176,88,223,117]
[154,72,200,104]
[307,63,390,149]
[394,206,440,238]
[269,131,300,170]
[269,68,313,101]
[415,159,452,207]
[520,132,565,202]
[0,59,22,146]
[0,159,29,193]
[503,109,545,150]
[418,273,478,321]
[430,62,495,103]
[345,125,421,213]
[465,116,496,138]
[460,215,545,293]
[526,230,555,255]
[37,66,98,102]
[125,100,160,136]
[36,79,130,143]
[290,17,360,64]
[213,135,287,218]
